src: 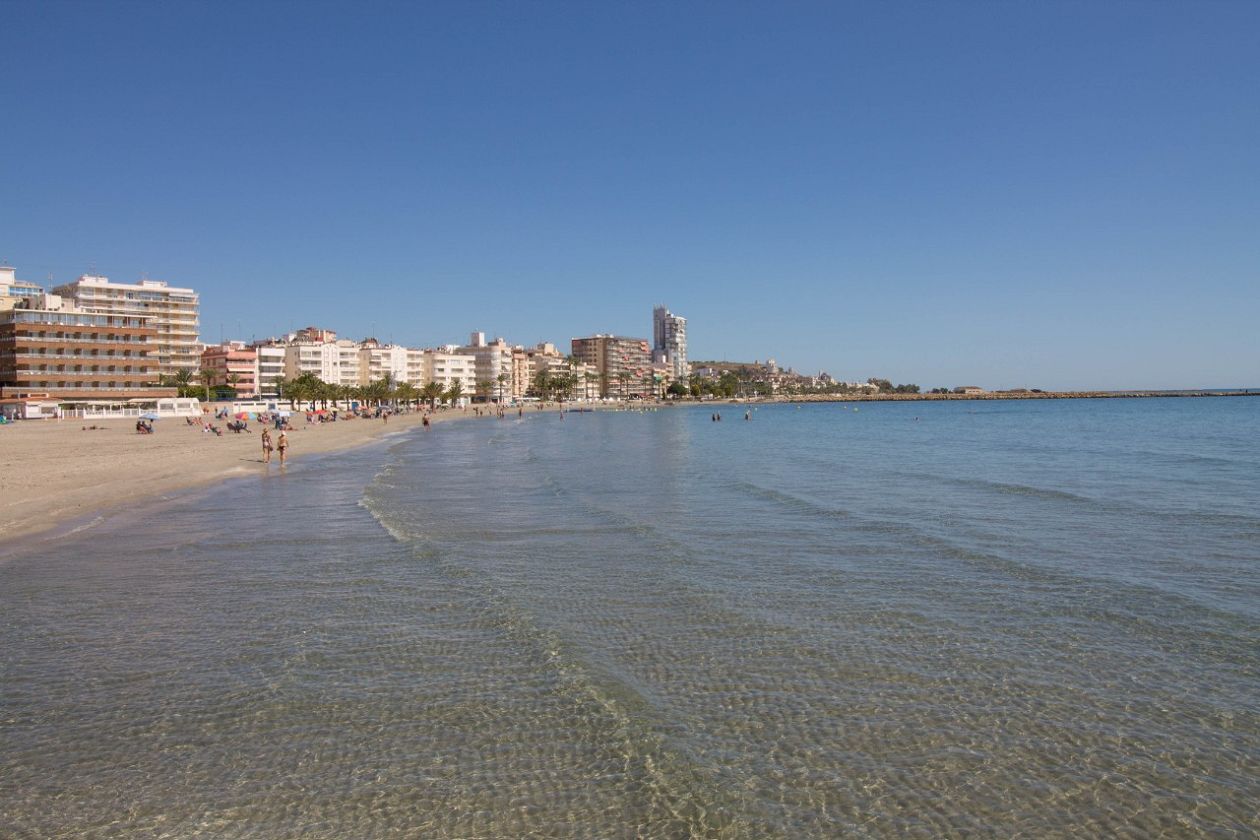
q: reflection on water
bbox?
[3,399,1259,837]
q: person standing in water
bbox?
[261,428,273,463]
[277,430,289,464]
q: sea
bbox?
[2,397,1257,838]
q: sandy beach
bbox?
[0,408,482,542]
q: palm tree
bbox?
[496,372,508,404]
[616,370,631,400]
[557,373,579,406]
[225,372,242,399]
[378,372,396,407]
[171,368,196,398]
[396,382,419,408]
[199,368,218,402]
[444,379,464,407]
[475,379,494,403]
[532,369,551,400]
[420,381,444,409]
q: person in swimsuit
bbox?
[277,430,289,464]
[261,428,273,463]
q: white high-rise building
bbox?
[456,333,514,401]
[253,343,286,397]
[358,340,410,385]
[420,348,477,399]
[652,305,688,382]
[53,274,201,377]
[283,337,361,386]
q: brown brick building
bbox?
[0,296,174,401]
[570,334,653,398]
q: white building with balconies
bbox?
[53,274,201,378]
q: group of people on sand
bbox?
[260,428,288,464]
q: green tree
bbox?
[396,382,419,408]
[553,372,577,405]
[420,381,444,408]
[532,369,552,400]
[199,368,218,402]
[444,379,464,406]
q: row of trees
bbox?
[160,368,470,409]
[683,373,921,398]
[160,368,240,401]
[166,364,927,406]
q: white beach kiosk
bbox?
[68,397,204,420]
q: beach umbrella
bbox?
[278,410,292,417]
[140,412,160,420]
[235,412,249,420]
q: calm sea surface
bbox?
[2,398,1258,838]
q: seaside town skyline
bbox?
[0,264,695,405]
[9,262,918,410]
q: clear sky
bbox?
[2,1,1257,390]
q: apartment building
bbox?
[525,344,598,399]
[652,305,689,382]
[252,343,285,397]
[456,332,514,401]
[53,274,200,378]
[283,336,361,386]
[406,349,428,388]
[200,342,258,397]
[0,293,173,401]
[421,348,477,397]
[358,340,411,385]
[0,266,44,311]
[571,334,653,398]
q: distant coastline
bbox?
[769,389,1259,403]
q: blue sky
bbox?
[2,1,1257,389]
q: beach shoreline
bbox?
[0,406,503,545]
[4,391,1252,546]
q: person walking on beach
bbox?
[277,430,289,464]
[261,428,273,463]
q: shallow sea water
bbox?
[2,398,1258,838]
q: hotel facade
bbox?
[53,275,201,378]
[0,293,173,401]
